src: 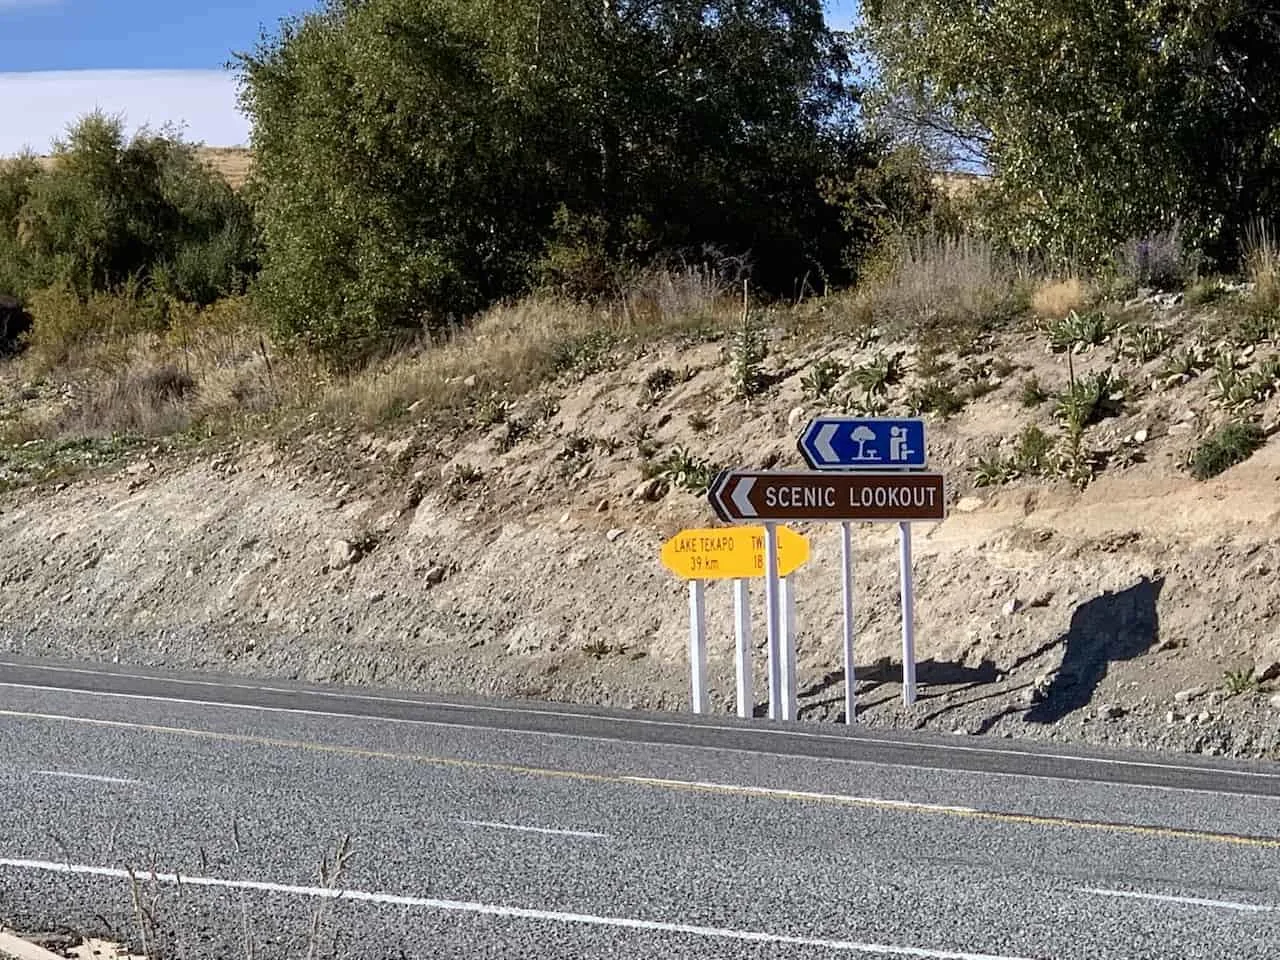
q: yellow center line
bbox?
[4,707,1279,849]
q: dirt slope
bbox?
[3,296,1280,759]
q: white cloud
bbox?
[0,70,249,155]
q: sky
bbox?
[0,0,862,155]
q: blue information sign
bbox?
[798,417,928,471]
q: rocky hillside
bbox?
[3,286,1280,761]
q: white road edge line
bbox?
[1,687,1277,804]
[0,857,1034,960]
[1080,886,1275,913]
[31,770,141,787]
[5,661,1278,782]
[455,819,609,840]
[618,777,978,814]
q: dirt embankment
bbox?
[3,304,1280,760]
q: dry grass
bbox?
[852,234,1031,341]
[4,265,743,455]
[325,273,740,425]
[3,295,320,446]
[1031,277,1091,319]
[1245,220,1280,316]
[196,147,253,189]
[23,146,252,190]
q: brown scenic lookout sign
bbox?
[708,470,946,524]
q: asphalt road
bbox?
[1,656,1279,959]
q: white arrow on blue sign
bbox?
[798,416,928,471]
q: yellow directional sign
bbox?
[660,525,809,581]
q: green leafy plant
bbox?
[1236,311,1279,346]
[730,315,768,399]
[1019,375,1048,407]
[1223,668,1261,696]
[850,350,906,397]
[1189,422,1266,480]
[1054,369,1127,431]
[656,445,717,493]
[842,391,890,416]
[1213,352,1280,410]
[802,357,844,399]
[1161,343,1211,379]
[973,452,1018,487]
[1055,427,1097,488]
[907,377,964,417]
[643,366,678,403]
[1114,324,1172,363]
[553,331,617,376]
[1014,423,1054,475]
[1048,310,1112,353]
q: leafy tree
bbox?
[238,0,892,361]
[0,152,43,299]
[11,112,255,305]
[860,0,1280,267]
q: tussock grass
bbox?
[1244,220,1280,318]
[4,266,745,458]
[4,294,318,447]
[1031,277,1090,319]
[324,277,742,425]
[854,234,1031,343]
[1190,421,1266,480]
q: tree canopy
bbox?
[0,113,255,306]
[237,0,897,359]
[860,0,1280,266]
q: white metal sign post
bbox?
[789,416,936,716]
[733,578,752,719]
[707,419,944,721]
[780,576,799,720]
[762,522,784,720]
[659,525,810,719]
[688,580,708,713]
[898,522,917,706]
[840,521,857,724]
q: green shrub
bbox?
[14,113,254,306]
[1113,324,1172,363]
[1223,668,1261,696]
[1190,422,1265,480]
[643,367,678,403]
[849,350,905,397]
[908,377,964,417]
[237,0,895,363]
[658,445,717,493]
[24,282,167,370]
[973,452,1017,487]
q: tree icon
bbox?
[850,425,877,460]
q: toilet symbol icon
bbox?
[889,426,914,462]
